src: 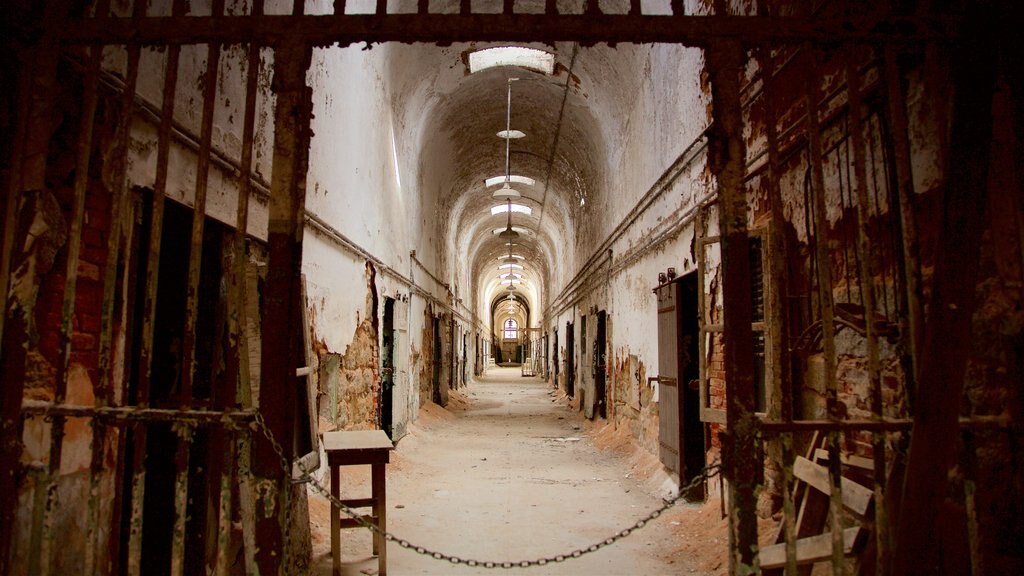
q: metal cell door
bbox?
[656,282,682,476]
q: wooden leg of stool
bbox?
[331,464,341,576]
[372,463,387,575]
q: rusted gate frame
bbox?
[51,13,958,46]
[0,2,67,573]
[4,1,966,573]
[755,40,799,575]
[803,41,848,576]
[88,0,147,571]
[891,9,998,574]
[705,33,760,574]
[844,44,891,574]
[125,0,187,572]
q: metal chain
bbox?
[253,411,721,569]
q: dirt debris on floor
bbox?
[306,368,734,575]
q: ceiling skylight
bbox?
[490,204,533,216]
[469,47,555,75]
[485,175,535,188]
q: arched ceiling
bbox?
[381,38,649,333]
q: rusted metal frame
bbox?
[20,401,258,422]
[755,41,799,576]
[171,2,225,568]
[35,10,108,571]
[180,1,225,409]
[0,13,62,574]
[88,5,144,571]
[844,45,890,575]
[882,45,923,396]
[891,10,997,574]
[802,43,846,575]
[52,13,960,46]
[759,416,1011,433]
[865,114,894,322]
[169,419,194,576]
[127,1,186,569]
[253,40,314,576]
[219,2,263,572]
[706,39,759,575]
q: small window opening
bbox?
[469,47,555,75]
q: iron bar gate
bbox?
[2,1,1007,575]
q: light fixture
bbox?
[493,78,522,201]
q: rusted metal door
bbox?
[380,297,395,438]
[656,281,683,476]
[594,311,607,419]
[656,274,705,497]
[565,321,575,398]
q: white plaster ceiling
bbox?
[381,36,648,330]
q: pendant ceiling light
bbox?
[493,78,522,201]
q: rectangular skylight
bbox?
[469,47,555,75]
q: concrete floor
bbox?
[308,367,725,575]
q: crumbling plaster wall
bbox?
[301,41,438,435]
[546,40,712,453]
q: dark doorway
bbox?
[120,194,235,574]
[565,321,575,398]
[380,297,395,438]
[552,329,559,387]
[594,311,607,419]
[655,272,705,501]
[432,315,442,405]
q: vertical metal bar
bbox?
[180,0,225,408]
[629,0,641,16]
[253,41,313,576]
[127,0,186,570]
[170,425,193,576]
[706,39,758,575]
[175,6,224,574]
[803,43,846,576]
[882,45,924,390]
[504,0,514,15]
[892,9,996,573]
[37,11,108,571]
[845,49,889,576]
[218,3,262,567]
[0,7,60,570]
[418,0,428,15]
[88,1,143,572]
[756,43,798,576]
[213,431,236,576]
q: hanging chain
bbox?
[252,411,720,569]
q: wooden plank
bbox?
[760,527,864,569]
[793,456,873,516]
[813,449,873,471]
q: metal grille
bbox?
[0,2,992,576]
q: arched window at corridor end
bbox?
[503,319,518,340]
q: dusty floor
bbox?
[306,367,734,575]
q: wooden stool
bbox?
[323,430,394,576]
